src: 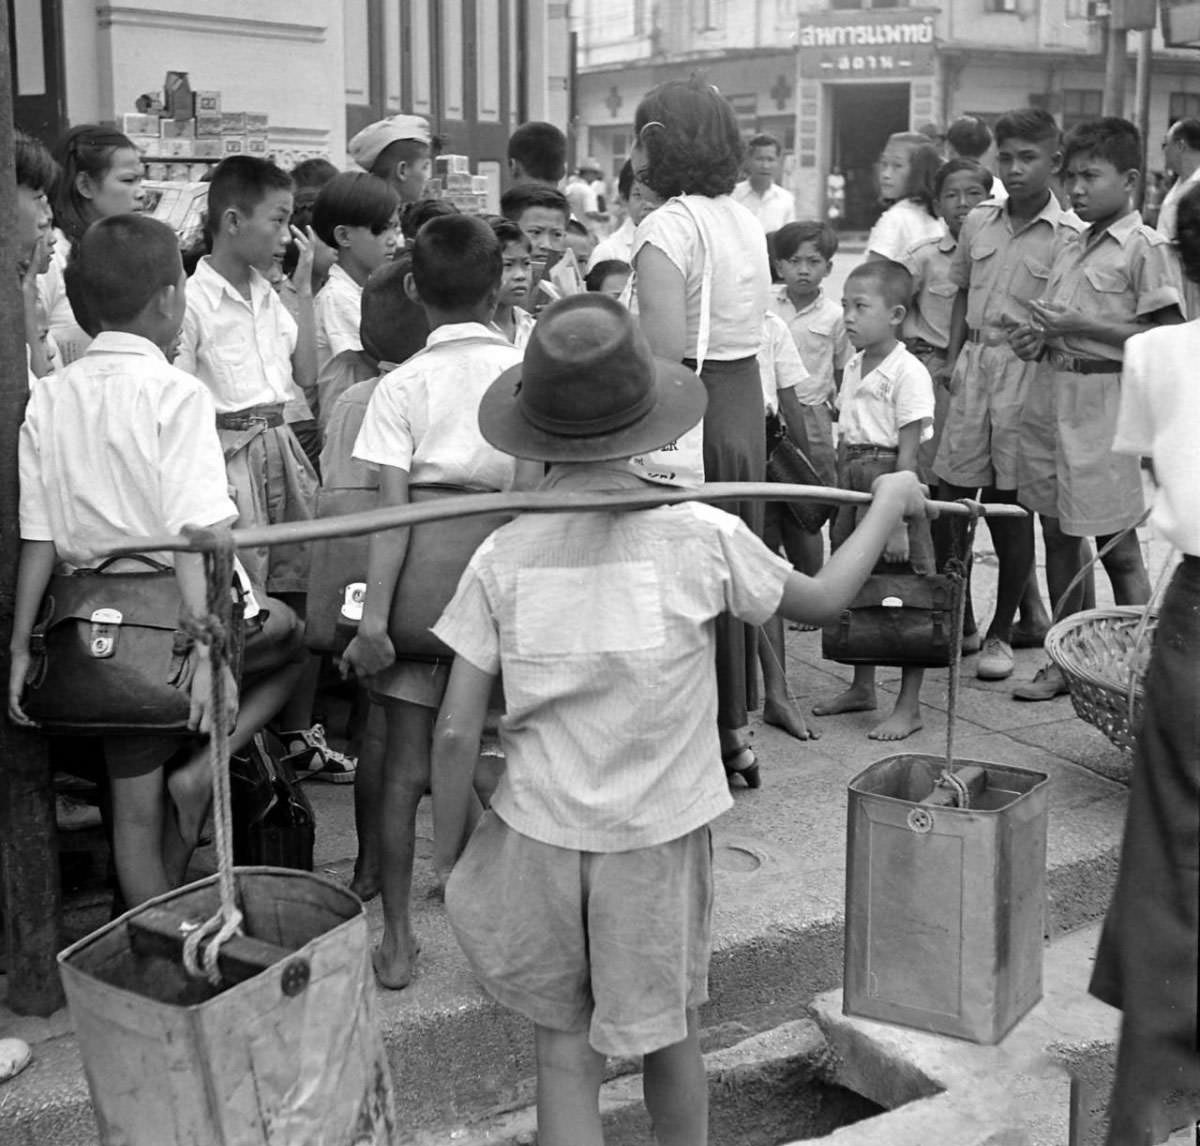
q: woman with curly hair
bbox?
[632,77,773,787]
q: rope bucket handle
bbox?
[178,526,244,985]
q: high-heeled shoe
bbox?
[722,746,761,789]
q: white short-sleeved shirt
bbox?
[432,463,792,853]
[732,180,797,234]
[37,231,91,367]
[586,217,635,271]
[1116,323,1200,555]
[838,342,935,448]
[768,287,852,404]
[19,331,237,568]
[315,263,367,428]
[353,322,521,491]
[633,194,771,364]
[176,257,298,413]
[758,311,823,413]
[867,199,944,262]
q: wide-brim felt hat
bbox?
[479,294,707,463]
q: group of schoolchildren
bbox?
[5,95,1198,1142]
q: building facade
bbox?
[9,0,570,174]
[574,0,1200,228]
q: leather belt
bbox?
[844,444,899,457]
[966,328,1010,346]
[216,404,286,430]
[1041,349,1120,375]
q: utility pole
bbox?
[0,3,65,1015]
[1102,18,1127,117]
[1133,28,1153,207]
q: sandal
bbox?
[281,724,357,783]
[722,746,761,789]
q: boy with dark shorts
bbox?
[1011,117,1183,700]
[431,293,931,1146]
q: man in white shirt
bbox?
[733,134,796,234]
[1157,118,1200,241]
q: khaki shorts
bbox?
[1016,362,1144,538]
[446,812,713,1057]
[934,340,1036,492]
[368,660,450,709]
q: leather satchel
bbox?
[766,436,836,534]
[822,564,964,669]
[23,556,242,736]
[305,485,376,655]
[230,729,315,871]
[388,486,512,662]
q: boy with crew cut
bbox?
[430,293,931,1146]
[311,171,402,428]
[506,120,568,187]
[341,215,537,989]
[812,260,936,742]
[500,184,570,258]
[1011,117,1184,700]
[10,215,307,909]
[936,108,1082,683]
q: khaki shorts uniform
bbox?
[934,198,1084,491]
[1017,212,1183,538]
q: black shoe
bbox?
[722,747,761,789]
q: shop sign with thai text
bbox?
[797,9,937,76]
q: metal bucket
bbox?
[58,868,396,1145]
[843,754,1049,1045]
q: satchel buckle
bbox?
[89,608,123,658]
[341,583,366,622]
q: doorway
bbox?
[829,83,911,231]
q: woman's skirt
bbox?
[686,355,766,730]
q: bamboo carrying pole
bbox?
[103,483,1027,559]
[0,7,65,1014]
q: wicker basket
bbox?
[1044,607,1158,753]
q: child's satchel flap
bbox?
[822,568,962,669]
[39,560,185,634]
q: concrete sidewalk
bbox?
[1,527,1163,1144]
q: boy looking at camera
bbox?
[1011,117,1184,700]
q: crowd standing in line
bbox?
[3,85,1197,1144]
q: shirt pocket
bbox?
[966,243,997,308]
[1082,266,1133,324]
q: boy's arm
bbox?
[1027,301,1181,347]
[777,387,811,452]
[882,419,924,563]
[288,227,319,409]
[7,540,57,725]
[431,656,496,886]
[776,471,929,624]
[945,290,968,373]
[340,464,410,680]
[23,247,53,377]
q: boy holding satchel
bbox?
[9,216,306,909]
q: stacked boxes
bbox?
[433,155,488,213]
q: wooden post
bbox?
[1133,28,1153,209]
[0,2,65,1015]
[1102,18,1127,118]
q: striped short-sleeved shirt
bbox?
[433,463,792,852]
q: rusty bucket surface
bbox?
[843,753,1049,1045]
[58,867,395,1145]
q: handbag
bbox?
[229,729,315,870]
[305,485,376,654]
[387,485,512,663]
[22,556,243,736]
[822,563,965,669]
[766,433,836,534]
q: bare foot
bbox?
[373,932,420,990]
[868,707,924,741]
[166,749,213,849]
[812,686,876,717]
[763,696,819,740]
[349,867,381,903]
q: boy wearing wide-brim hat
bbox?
[430,294,930,1145]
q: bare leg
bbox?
[534,1025,606,1146]
[1098,530,1150,606]
[869,666,924,741]
[373,699,434,989]
[109,767,172,906]
[1042,515,1089,618]
[1014,571,1051,639]
[759,616,817,741]
[813,664,877,717]
[350,698,386,901]
[981,489,1033,643]
[643,1010,708,1146]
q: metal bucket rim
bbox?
[846,752,1050,813]
[58,866,365,990]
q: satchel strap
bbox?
[90,554,172,575]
